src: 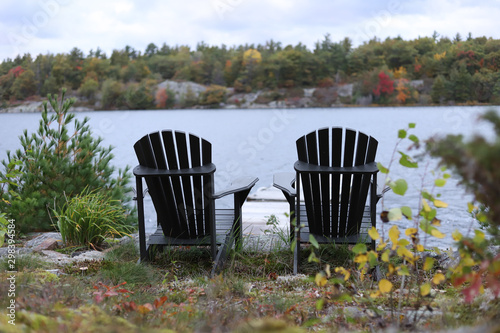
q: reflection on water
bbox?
[1,106,498,248]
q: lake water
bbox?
[1,106,498,249]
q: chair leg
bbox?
[136,176,149,263]
[293,242,300,275]
[371,265,383,281]
[211,223,237,277]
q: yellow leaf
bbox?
[388,264,396,275]
[335,267,351,281]
[432,273,445,285]
[398,239,410,247]
[389,225,400,250]
[381,250,390,262]
[379,279,393,294]
[405,228,418,236]
[315,272,328,287]
[467,202,477,213]
[368,227,380,240]
[452,230,462,242]
[397,247,415,261]
[422,199,431,212]
[420,283,431,296]
[416,244,424,252]
[431,229,445,239]
[377,241,387,251]
[423,257,435,271]
[433,199,448,208]
[474,230,485,241]
[325,264,331,278]
[370,291,381,298]
[354,254,368,264]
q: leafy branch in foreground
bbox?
[310,124,451,330]
[427,110,500,302]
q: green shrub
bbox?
[0,89,133,233]
[199,85,226,107]
[101,78,124,108]
[52,188,134,248]
[78,77,99,101]
[124,79,155,110]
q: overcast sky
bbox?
[1,0,500,61]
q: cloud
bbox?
[1,0,500,61]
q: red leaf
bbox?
[154,296,168,309]
[463,274,482,303]
[104,290,119,297]
[94,293,104,303]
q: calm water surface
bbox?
[1,106,498,248]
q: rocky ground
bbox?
[1,230,476,272]
[0,231,290,268]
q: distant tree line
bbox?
[1,32,500,109]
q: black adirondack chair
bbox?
[133,130,258,275]
[274,127,380,274]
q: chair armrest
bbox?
[294,161,379,174]
[212,176,259,199]
[133,163,216,177]
[273,172,296,197]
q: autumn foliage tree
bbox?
[2,33,500,107]
[395,78,411,104]
[373,71,394,104]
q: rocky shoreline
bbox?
[0,79,418,114]
[0,100,95,113]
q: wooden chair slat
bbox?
[189,134,205,235]
[305,131,323,234]
[175,131,197,237]
[339,129,356,237]
[318,128,331,236]
[331,128,342,237]
[346,132,368,236]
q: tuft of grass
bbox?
[51,187,134,249]
[153,246,214,280]
[103,239,138,262]
[97,261,158,286]
[0,253,51,272]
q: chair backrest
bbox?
[134,130,214,239]
[296,127,378,238]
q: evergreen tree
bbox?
[449,64,472,102]
[431,75,448,104]
[0,90,133,232]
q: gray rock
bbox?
[437,251,461,270]
[72,250,105,262]
[0,247,33,257]
[342,306,365,319]
[39,249,105,265]
[32,238,63,252]
[40,250,73,265]
[337,84,353,97]
[25,232,63,248]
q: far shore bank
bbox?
[1,98,496,114]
